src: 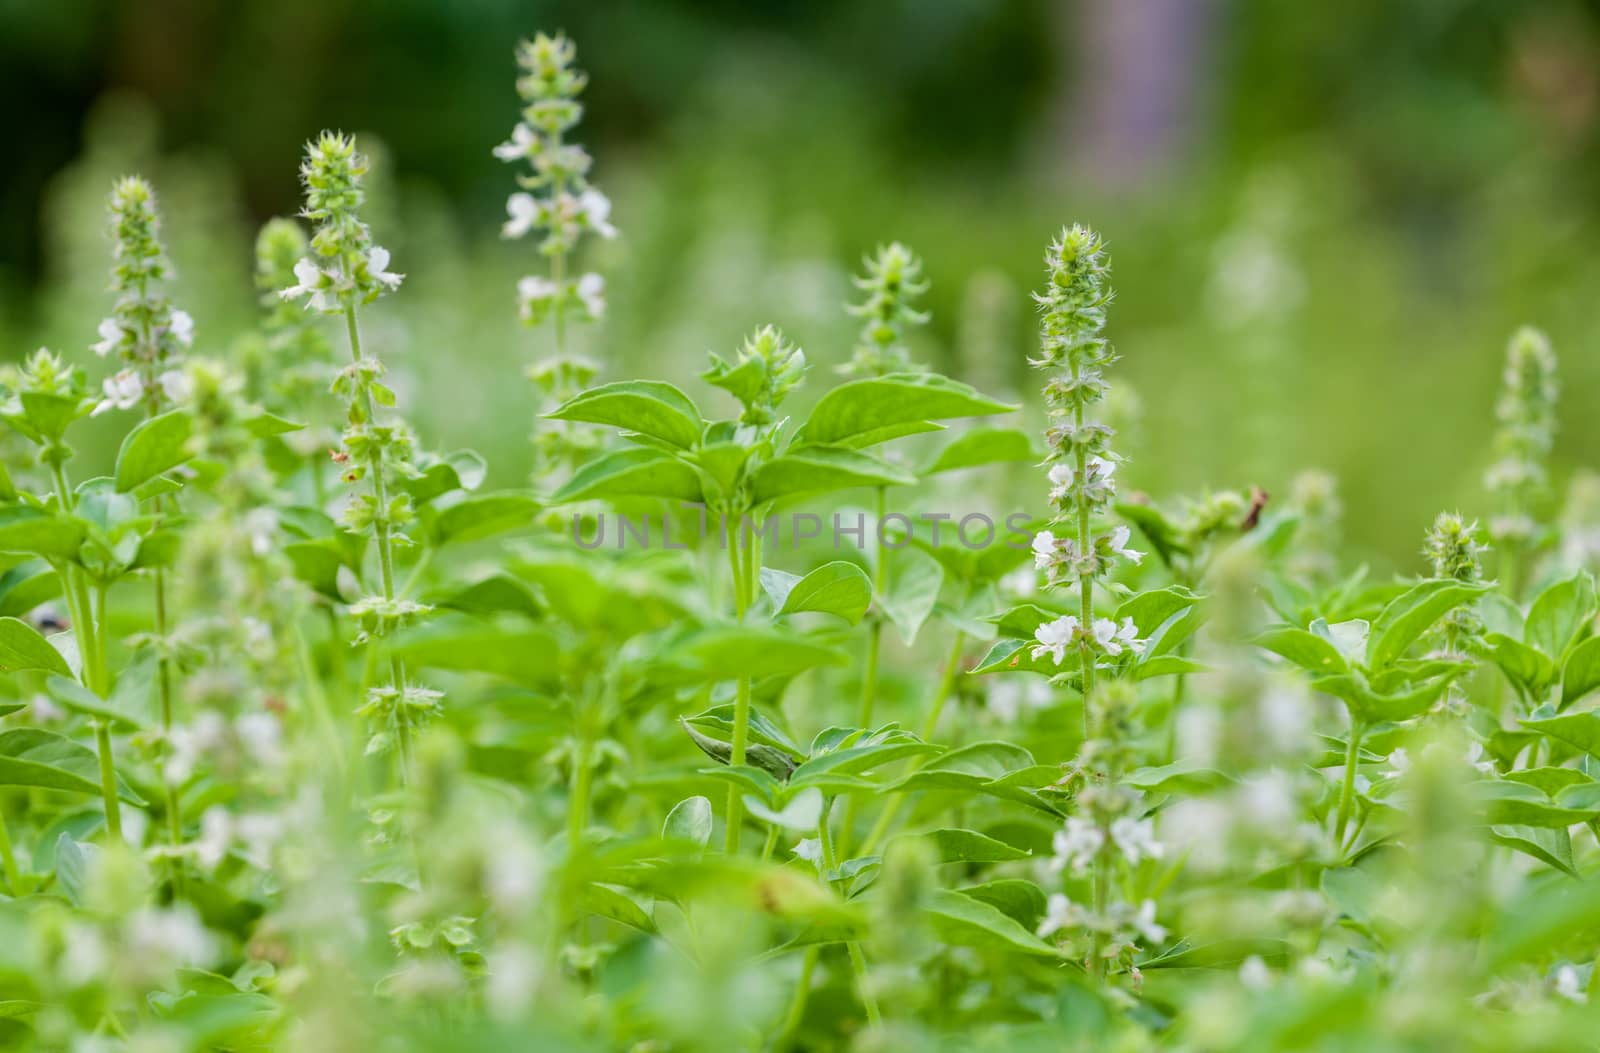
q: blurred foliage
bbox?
[5,0,1600,568]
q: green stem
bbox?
[567,731,592,852]
[779,946,821,1047]
[1335,719,1365,850]
[94,721,122,841]
[724,510,754,854]
[817,798,879,1026]
[1072,360,1096,738]
[858,487,889,728]
[342,305,413,787]
[0,808,22,894]
[857,632,968,858]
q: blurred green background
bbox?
[4,0,1600,570]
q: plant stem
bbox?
[858,487,888,728]
[856,631,968,858]
[1072,359,1095,738]
[94,721,122,841]
[342,304,412,787]
[818,798,879,1026]
[1335,719,1365,850]
[724,510,754,854]
[0,808,22,894]
[779,946,820,1047]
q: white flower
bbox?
[1048,816,1103,874]
[1000,566,1036,598]
[93,369,143,415]
[1385,747,1410,779]
[244,508,277,558]
[1555,964,1587,1004]
[169,308,195,347]
[236,711,285,770]
[92,317,123,357]
[1037,892,1080,937]
[124,905,215,972]
[1047,463,1075,502]
[578,188,617,238]
[485,822,542,913]
[1031,530,1058,571]
[1239,954,1272,990]
[234,812,283,868]
[1105,524,1144,565]
[195,807,231,870]
[366,246,403,291]
[167,712,227,784]
[1092,616,1144,657]
[280,257,338,312]
[157,368,191,404]
[1031,614,1080,665]
[493,122,536,162]
[1465,741,1495,775]
[503,192,539,239]
[987,678,1053,723]
[518,274,558,305]
[1131,899,1166,943]
[792,838,822,870]
[576,272,606,318]
[1109,815,1163,865]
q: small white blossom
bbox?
[493,122,536,162]
[280,257,339,312]
[124,905,216,973]
[987,677,1054,722]
[503,192,539,239]
[93,369,143,415]
[169,308,195,347]
[1465,741,1496,775]
[1093,616,1144,656]
[1048,816,1104,873]
[577,188,617,238]
[1555,964,1587,1004]
[1047,463,1075,502]
[1037,892,1081,937]
[792,838,822,870]
[1031,529,1058,571]
[236,711,286,771]
[1239,954,1273,990]
[1032,614,1080,665]
[1385,748,1410,779]
[1000,566,1036,598]
[1131,899,1166,943]
[158,368,192,404]
[1105,524,1145,565]
[1109,815,1163,865]
[366,246,403,291]
[576,272,606,319]
[92,317,123,357]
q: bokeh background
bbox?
[4,0,1600,569]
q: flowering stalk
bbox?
[1485,327,1557,598]
[496,32,615,365]
[1027,227,1143,736]
[843,243,929,728]
[92,176,196,862]
[281,133,435,782]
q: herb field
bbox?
[3,27,1600,1053]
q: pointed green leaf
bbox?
[919,427,1040,476]
[0,617,71,677]
[1366,579,1491,669]
[547,380,704,449]
[114,410,194,492]
[1526,572,1596,660]
[795,374,1014,448]
[552,448,704,504]
[750,446,915,504]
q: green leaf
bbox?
[796,373,1015,448]
[743,787,824,831]
[918,427,1040,476]
[114,410,194,492]
[430,573,542,619]
[428,491,541,546]
[1257,626,1348,675]
[790,741,938,785]
[880,545,943,645]
[0,617,71,677]
[1115,587,1200,640]
[551,448,704,504]
[923,888,1060,957]
[765,561,872,625]
[1366,579,1491,669]
[905,828,1031,864]
[241,411,305,438]
[581,884,657,933]
[1526,571,1596,659]
[1489,825,1577,877]
[0,566,61,618]
[0,728,145,804]
[958,879,1047,929]
[750,446,915,504]
[1483,632,1558,697]
[1562,635,1600,709]
[1313,670,1459,724]
[970,637,1068,676]
[1124,761,1234,795]
[0,507,85,561]
[403,450,488,504]
[665,626,849,682]
[54,833,95,906]
[663,796,714,848]
[547,380,704,450]
[685,703,806,760]
[1522,711,1600,759]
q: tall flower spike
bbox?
[1028,226,1142,686]
[1485,326,1557,551]
[496,32,615,343]
[840,242,930,377]
[280,133,403,314]
[1424,512,1488,584]
[93,176,194,416]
